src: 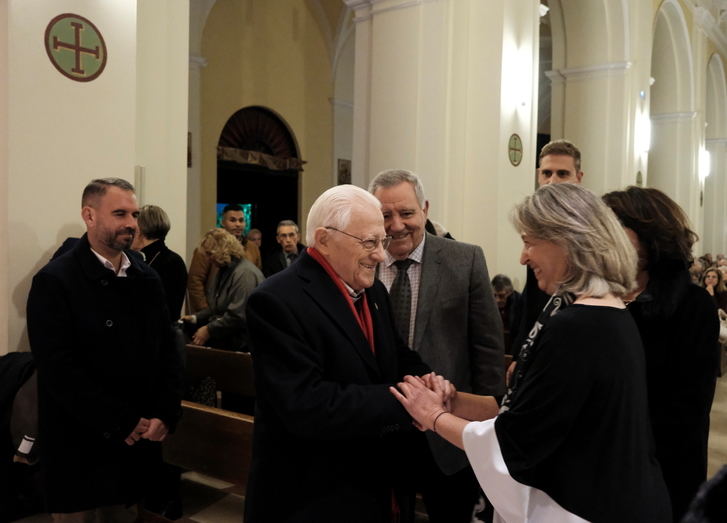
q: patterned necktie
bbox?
[286,252,297,266]
[390,259,414,345]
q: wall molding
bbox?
[651,111,698,123]
[546,61,632,83]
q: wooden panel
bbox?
[185,344,255,397]
[164,401,254,487]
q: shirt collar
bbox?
[90,248,131,277]
[385,232,426,268]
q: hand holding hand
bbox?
[192,325,210,346]
[390,375,447,431]
[421,372,457,411]
[125,417,150,446]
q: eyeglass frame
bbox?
[324,226,392,251]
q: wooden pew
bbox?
[163,345,255,487]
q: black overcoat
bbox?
[244,250,430,523]
[26,234,183,512]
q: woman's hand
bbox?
[390,375,447,431]
[421,372,457,411]
[192,325,210,346]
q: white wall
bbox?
[1,0,189,354]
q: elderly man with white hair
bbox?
[244,184,431,523]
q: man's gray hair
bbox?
[368,169,426,208]
[306,185,382,246]
[512,183,636,298]
[277,219,299,234]
[82,178,135,207]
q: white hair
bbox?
[306,185,382,246]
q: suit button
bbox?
[105,320,113,327]
[103,432,111,439]
[100,280,109,286]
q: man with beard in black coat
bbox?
[27,178,183,522]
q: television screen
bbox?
[216,203,253,235]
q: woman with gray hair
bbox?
[391,184,670,522]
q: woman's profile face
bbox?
[704,270,719,287]
[519,234,568,295]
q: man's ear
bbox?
[81,206,94,228]
[313,227,330,254]
[576,171,585,183]
[422,200,430,218]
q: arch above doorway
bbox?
[217,106,305,171]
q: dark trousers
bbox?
[405,433,480,523]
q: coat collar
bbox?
[296,250,381,376]
[72,233,146,281]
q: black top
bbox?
[510,266,549,355]
[140,240,188,320]
[496,305,671,523]
[628,278,720,521]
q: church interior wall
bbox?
[1,0,188,355]
[199,0,334,242]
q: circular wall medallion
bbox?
[508,133,523,166]
[44,13,107,82]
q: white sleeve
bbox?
[462,419,588,523]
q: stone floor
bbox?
[13,375,727,523]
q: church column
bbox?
[188,55,207,259]
[0,1,8,354]
[345,0,540,281]
[546,0,653,196]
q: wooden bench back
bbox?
[164,401,254,486]
[184,344,255,397]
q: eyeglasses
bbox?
[325,227,392,251]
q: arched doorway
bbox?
[216,106,304,255]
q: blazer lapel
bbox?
[413,234,443,350]
[297,254,380,375]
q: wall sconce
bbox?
[699,147,711,181]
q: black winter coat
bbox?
[27,234,183,512]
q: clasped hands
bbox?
[124,417,168,446]
[390,372,456,432]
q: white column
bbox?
[346,0,539,282]
[188,55,207,259]
[648,112,700,217]
[0,1,8,354]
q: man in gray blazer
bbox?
[370,169,505,523]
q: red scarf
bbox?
[307,247,376,354]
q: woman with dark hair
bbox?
[603,186,720,522]
[702,267,727,313]
[392,184,670,522]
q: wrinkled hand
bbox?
[125,418,150,446]
[141,418,168,442]
[390,375,447,431]
[421,373,456,410]
[192,325,210,346]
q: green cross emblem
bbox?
[44,13,107,82]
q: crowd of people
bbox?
[2,138,725,522]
